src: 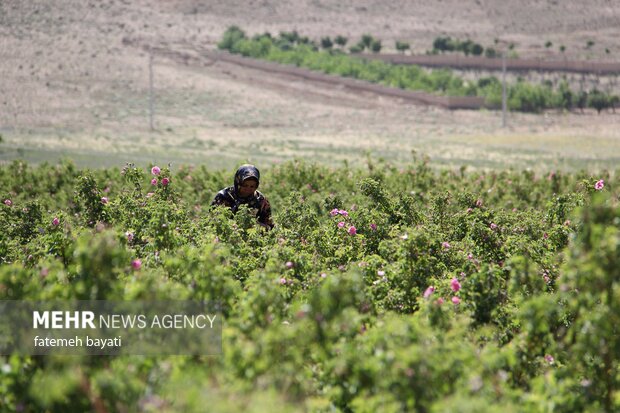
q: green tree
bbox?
[576,90,588,113]
[587,89,610,114]
[218,26,246,50]
[279,30,300,44]
[395,40,410,54]
[459,39,474,55]
[433,36,453,53]
[370,39,382,53]
[484,47,498,58]
[361,34,374,50]
[334,35,348,47]
[554,80,573,110]
[471,43,484,56]
[508,82,550,113]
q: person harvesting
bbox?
[211,164,274,230]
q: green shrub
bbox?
[1,158,617,412]
[218,25,246,50]
[395,40,410,54]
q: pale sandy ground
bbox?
[1,0,620,172]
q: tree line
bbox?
[218,27,619,113]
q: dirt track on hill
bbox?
[135,39,486,110]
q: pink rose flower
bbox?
[450,278,461,292]
[338,209,348,217]
[490,223,498,230]
[151,166,161,176]
[285,261,294,269]
[348,226,357,235]
[423,286,435,298]
[370,223,377,231]
[442,242,451,249]
[52,217,60,226]
[337,221,345,228]
[452,296,461,305]
[330,208,339,216]
[3,199,11,206]
[151,178,158,185]
[101,197,108,204]
[131,259,142,270]
[594,179,604,190]
[280,277,287,285]
[161,177,170,186]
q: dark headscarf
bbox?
[233,164,260,195]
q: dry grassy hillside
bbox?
[1,0,620,170]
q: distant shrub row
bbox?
[218,27,619,113]
[429,36,518,58]
[432,36,491,57]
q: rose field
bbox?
[0,157,618,412]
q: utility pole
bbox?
[502,53,507,128]
[149,52,154,131]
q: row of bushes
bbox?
[217,27,619,113]
[0,157,619,412]
[432,36,489,57]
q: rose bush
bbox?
[0,158,618,412]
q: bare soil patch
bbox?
[1,0,620,171]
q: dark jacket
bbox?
[211,164,274,229]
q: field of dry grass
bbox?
[1,0,620,172]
